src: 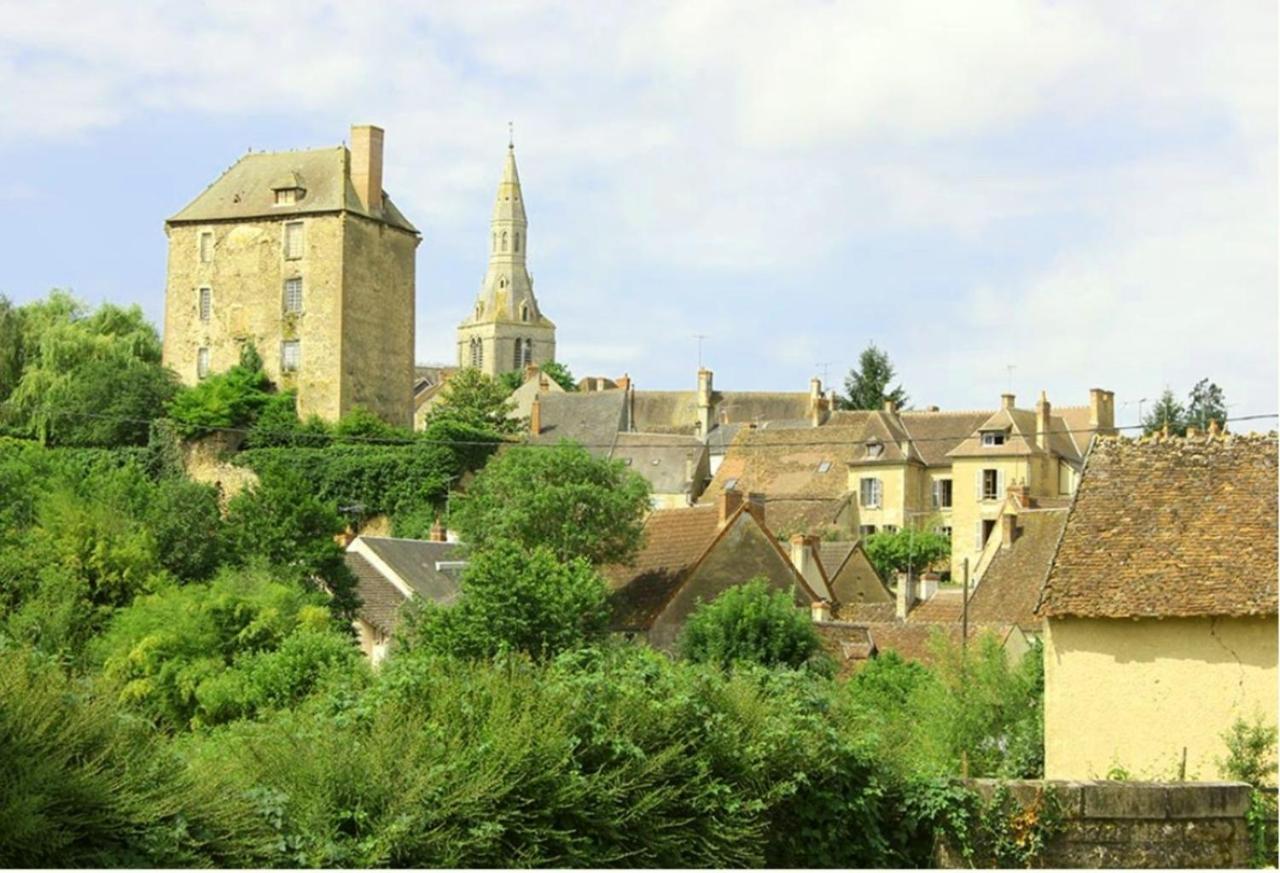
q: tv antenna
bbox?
[693,334,708,369]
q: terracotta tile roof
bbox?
[947,407,1086,464]
[715,391,812,425]
[968,509,1069,630]
[907,589,965,623]
[604,505,721,629]
[345,552,407,635]
[861,622,1015,665]
[814,622,876,677]
[838,601,898,623]
[896,410,993,467]
[1039,433,1279,619]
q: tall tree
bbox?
[426,367,520,434]
[1141,389,1186,436]
[1186,379,1228,432]
[841,344,909,411]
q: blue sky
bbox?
[1,1,1275,426]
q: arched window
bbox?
[512,338,523,370]
[516,337,533,369]
[499,277,506,289]
[501,231,508,252]
[514,232,521,252]
[520,302,530,322]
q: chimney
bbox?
[883,399,897,414]
[335,528,356,549]
[523,363,540,384]
[718,487,743,526]
[895,570,917,620]
[1036,390,1051,451]
[1007,479,1031,507]
[810,600,832,623]
[1089,388,1116,436]
[530,395,542,435]
[684,454,696,489]
[745,492,766,524]
[1186,425,1200,438]
[789,534,825,596]
[697,368,714,436]
[1001,392,1016,411]
[808,377,828,426]
[1001,512,1018,549]
[919,572,940,602]
[429,516,447,543]
[349,124,384,214]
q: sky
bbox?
[1,0,1275,428]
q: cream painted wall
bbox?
[848,464,908,531]
[1044,616,1279,781]
[950,457,1030,580]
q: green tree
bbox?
[142,478,225,582]
[0,296,25,404]
[541,361,577,392]
[1141,388,1186,436]
[678,578,826,671]
[243,390,329,448]
[223,468,359,618]
[332,405,414,443]
[408,540,610,660]
[862,528,949,582]
[841,343,909,411]
[1186,378,1228,432]
[426,367,520,434]
[167,343,272,438]
[449,441,650,565]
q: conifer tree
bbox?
[1186,379,1228,432]
[841,344,909,411]
[1141,389,1186,436]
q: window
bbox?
[816,460,832,474]
[281,340,300,373]
[936,525,953,540]
[284,221,305,260]
[469,337,483,368]
[979,518,997,548]
[858,524,877,537]
[275,188,297,206]
[883,524,898,534]
[981,431,1006,447]
[865,440,884,459]
[501,231,508,252]
[198,231,213,264]
[724,478,738,491]
[981,468,1001,501]
[196,347,210,379]
[931,479,953,509]
[520,303,530,323]
[859,477,882,508]
[198,286,211,322]
[283,277,303,314]
[514,231,521,252]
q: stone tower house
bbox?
[162,124,420,427]
[455,141,555,378]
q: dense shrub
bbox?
[863,527,950,581]
[679,577,829,672]
[166,344,271,438]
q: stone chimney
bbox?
[530,395,542,435]
[1001,392,1016,411]
[1036,390,1051,451]
[718,488,743,526]
[697,368,714,436]
[919,572,941,602]
[349,124,384,214]
[1089,388,1116,435]
[895,570,917,620]
[883,399,897,414]
[523,363,541,384]
[1007,479,1031,508]
[615,373,631,392]
[789,534,825,596]
[684,453,697,494]
[810,600,832,623]
[808,377,828,426]
[429,516,447,543]
[1001,512,1018,549]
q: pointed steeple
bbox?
[490,140,527,258]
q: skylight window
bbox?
[817,461,832,473]
[724,477,738,490]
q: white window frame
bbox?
[196,347,210,379]
[283,221,305,261]
[980,468,1003,502]
[197,286,212,322]
[859,477,882,508]
[982,431,1006,447]
[283,277,303,315]
[932,478,953,509]
[281,340,300,373]
[198,230,213,264]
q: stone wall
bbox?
[936,779,1255,869]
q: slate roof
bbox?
[531,391,627,455]
[896,410,994,467]
[357,537,464,605]
[715,391,812,425]
[1038,433,1279,619]
[604,505,722,629]
[609,432,705,495]
[346,552,405,635]
[630,391,700,435]
[967,508,1069,630]
[168,146,418,233]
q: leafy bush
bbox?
[407,540,610,661]
[166,343,271,438]
[449,441,651,565]
[678,578,828,672]
[425,366,521,433]
[863,527,950,582]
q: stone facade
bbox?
[456,141,555,378]
[163,125,419,427]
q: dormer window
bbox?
[271,172,306,207]
[865,440,884,459]
[981,431,1006,447]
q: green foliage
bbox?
[950,783,1065,868]
[1187,378,1228,432]
[541,360,578,391]
[841,342,909,411]
[1219,716,1278,786]
[166,343,272,438]
[449,441,651,565]
[90,566,356,730]
[863,527,950,581]
[426,366,521,433]
[142,477,226,582]
[678,578,828,672]
[223,468,358,618]
[0,291,177,446]
[242,390,329,448]
[0,648,272,865]
[1142,388,1187,435]
[408,540,610,661]
[332,405,415,442]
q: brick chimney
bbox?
[697,368,714,436]
[718,487,743,526]
[523,363,540,384]
[1036,390,1051,451]
[809,377,828,426]
[530,395,542,435]
[1007,479,1031,507]
[1001,512,1018,549]
[745,492,766,525]
[1089,388,1116,435]
[895,570,917,620]
[810,600,832,623]
[349,124,384,214]
[429,516,447,543]
[1001,392,1016,411]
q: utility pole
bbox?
[961,557,970,654]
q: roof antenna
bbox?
[693,334,707,369]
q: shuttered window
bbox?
[283,277,303,314]
[980,468,1002,501]
[284,221,305,260]
[281,340,300,373]
[932,479,952,509]
[859,477,882,508]
[198,287,211,322]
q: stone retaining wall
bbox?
[936,779,1254,868]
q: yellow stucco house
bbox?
[1038,431,1278,781]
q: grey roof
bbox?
[358,537,464,605]
[629,391,701,435]
[715,391,811,424]
[346,552,405,635]
[531,391,627,456]
[168,146,418,234]
[609,432,707,495]
[818,541,858,577]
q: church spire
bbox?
[490,138,527,244]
